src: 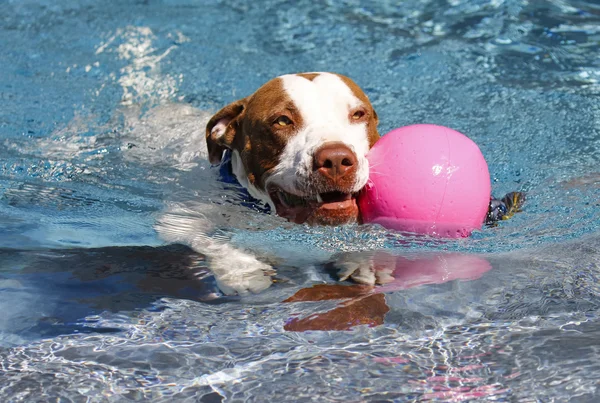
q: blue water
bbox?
[1,0,600,401]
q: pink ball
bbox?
[358,124,491,238]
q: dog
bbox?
[154,72,523,296]
[155,72,382,295]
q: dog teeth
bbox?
[316,193,323,203]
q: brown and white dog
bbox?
[156,72,381,295]
[207,72,380,225]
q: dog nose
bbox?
[313,142,357,180]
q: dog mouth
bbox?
[268,186,359,225]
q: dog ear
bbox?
[206,98,248,165]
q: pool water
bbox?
[1,0,600,401]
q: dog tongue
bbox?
[316,198,355,210]
[308,198,359,225]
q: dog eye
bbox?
[275,116,293,127]
[351,110,366,120]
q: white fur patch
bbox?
[154,202,274,295]
[231,150,274,209]
[268,73,371,195]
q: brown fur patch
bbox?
[283,284,389,331]
[296,72,320,81]
[284,284,373,302]
[234,77,303,190]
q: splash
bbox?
[95,26,188,105]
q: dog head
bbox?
[206,72,380,225]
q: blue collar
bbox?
[217,150,271,213]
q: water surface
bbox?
[1,0,600,401]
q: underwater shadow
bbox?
[0,244,223,343]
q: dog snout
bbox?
[313,142,358,182]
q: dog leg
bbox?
[154,203,275,295]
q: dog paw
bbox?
[210,251,276,296]
[336,252,395,286]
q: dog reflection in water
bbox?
[283,252,492,332]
